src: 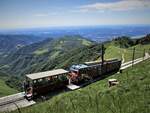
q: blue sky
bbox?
[0,0,150,29]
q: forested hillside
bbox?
[0,34,46,54]
[0,35,94,76]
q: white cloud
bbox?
[79,0,150,12]
[34,12,60,17]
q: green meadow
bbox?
[9,59,150,113]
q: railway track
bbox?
[0,96,24,106]
[0,92,25,106]
[0,92,35,112]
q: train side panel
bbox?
[78,60,121,80]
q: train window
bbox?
[47,77,52,80]
[38,79,43,82]
[33,80,37,83]
[58,75,62,79]
[73,71,78,74]
[53,76,58,79]
[60,75,67,81]
[44,78,48,82]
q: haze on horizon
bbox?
[0,0,150,30]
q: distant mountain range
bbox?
[0,34,48,54]
[1,25,150,42]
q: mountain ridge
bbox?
[0,35,94,77]
[0,34,49,54]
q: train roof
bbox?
[84,59,120,65]
[84,60,101,65]
[70,64,88,71]
[26,69,69,80]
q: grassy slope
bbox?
[10,59,150,113]
[0,77,18,97]
[105,43,150,62]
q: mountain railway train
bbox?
[24,59,121,100]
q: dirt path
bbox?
[121,53,150,70]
